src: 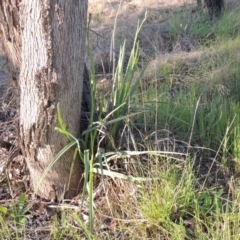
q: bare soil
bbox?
[87,0,198,73]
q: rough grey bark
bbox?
[0,0,21,88]
[0,0,88,199]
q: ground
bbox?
[0,0,240,239]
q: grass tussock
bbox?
[1,3,240,239]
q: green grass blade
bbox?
[81,150,90,210]
[36,141,77,194]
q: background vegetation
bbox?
[1,1,240,239]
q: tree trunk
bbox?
[0,0,88,200]
[197,0,203,8]
[203,0,222,16]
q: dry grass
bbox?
[1,1,240,239]
[87,0,198,74]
